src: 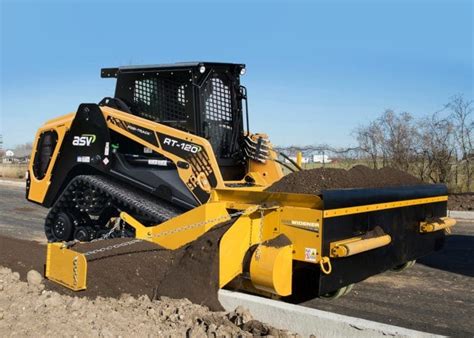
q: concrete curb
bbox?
[0,179,25,188]
[448,210,474,220]
[218,290,442,338]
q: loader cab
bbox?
[101,62,248,180]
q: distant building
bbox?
[312,154,332,163]
[285,156,311,164]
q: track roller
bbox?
[320,283,355,299]
[391,260,416,272]
[46,211,75,242]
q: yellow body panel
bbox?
[249,242,293,296]
[247,148,284,186]
[277,207,323,263]
[28,114,75,203]
[46,243,87,291]
[101,106,226,201]
[27,105,286,205]
[218,215,255,288]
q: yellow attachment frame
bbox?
[419,217,456,233]
[218,212,296,297]
[211,188,323,209]
[123,202,230,249]
[46,243,87,291]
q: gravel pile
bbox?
[0,267,297,337]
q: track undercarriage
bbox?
[45,175,182,242]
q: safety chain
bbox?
[254,210,265,261]
[90,217,122,242]
[62,216,123,250]
[149,211,244,239]
[83,239,144,257]
[72,256,78,288]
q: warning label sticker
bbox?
[304,248,317,262]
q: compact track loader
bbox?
[27,62,455,300]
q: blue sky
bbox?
[1,0,472,149]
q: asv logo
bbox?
[72,134,96,147]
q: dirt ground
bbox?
[448,192,474,211]
[0,222,230,312]
[0,266,296,337]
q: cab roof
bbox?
[101,62,245,78]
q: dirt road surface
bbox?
[0,182,46,242]
[1,181,473,336]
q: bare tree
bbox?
[354,121,383,169]
[377,110,418,172]
[447,95,473,191]
[419,113,456,184]
[355,110,418,171]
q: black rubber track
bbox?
[45,175,183,242]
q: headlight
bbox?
[199,66,206,74]
[240,67,246,76]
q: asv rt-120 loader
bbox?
[27,62,455,300]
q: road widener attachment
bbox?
[45,184,455,299]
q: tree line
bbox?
[354,95,473,192]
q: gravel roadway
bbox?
[0,181,473,336]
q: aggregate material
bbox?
[0,267,297,337]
